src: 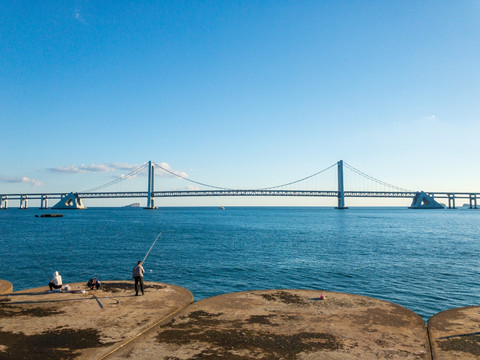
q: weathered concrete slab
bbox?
[0,280,193,360]
[107,289,430,359]
[0,280,12,294]
[428,306,480,359]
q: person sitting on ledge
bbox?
[48,271,62,291]
[87,277,101,290]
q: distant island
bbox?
[124,203,140,207]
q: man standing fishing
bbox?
[132,232,161,296]
[132,260,145,296]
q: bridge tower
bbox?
[335,160,348,209]
[145,161,156,209]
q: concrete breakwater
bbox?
[0,280,12,295]
[0,280,477,359]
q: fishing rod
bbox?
[142,232,162,265]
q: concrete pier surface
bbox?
[0,280,12,294]
[428,306,480,359]
[0,280,193,360]
[107,289,430,359]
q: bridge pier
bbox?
[19,195,28,209]
[52,192,86,209]
[0,196,6,209]
[40,195,49,209]
[447,194,456,209]
[469,194,478,209]
[409,191,444,209]
[335,160,348,209]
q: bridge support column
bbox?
[40,195,48,209]
[409,191,443,209]
[52,192,86,209]
[19,195,28,209]
[335,160,348,209]
[448,194,456,209]
[469,194,477,209]
[1,196,7,209]
[145,161,157,209]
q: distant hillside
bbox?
[124,203,140,207]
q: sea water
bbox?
[1,206,479,321]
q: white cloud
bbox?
[155,162,189,178]
[0,175,42,187]
[157,162,171,169]
[23,177,42,187]
[46,161,190,187]
[173,185,201,191]
[419,114,437,124]
[111,162,138,171]
[47,163,141,174]
[74,9,86,24]
[117,172,139,180]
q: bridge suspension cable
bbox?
[343,162,412,192]
[76,160,411,195]
[80,162,149,192]
[153,163,233,190]
[257,162,337,190]
[154,161,339,192]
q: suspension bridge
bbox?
[0,161,478,210]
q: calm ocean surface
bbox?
[1,206,479,321]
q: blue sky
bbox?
[1,1,479,207]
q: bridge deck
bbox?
[1,190,478,200]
